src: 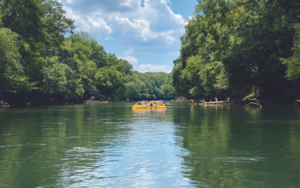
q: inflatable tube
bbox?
[132,105,167,110]
[132,105,147,109]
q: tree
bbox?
[282,25,300,81]
[0,28,33,97]
[168,0,300,101]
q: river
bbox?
[0,102,300,188]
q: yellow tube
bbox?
[132,105,147,109]
[132,105,167,110]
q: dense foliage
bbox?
[166,0,300,102]
[0,0,169,104]
[281,25,300,81]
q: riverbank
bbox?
[0,98,111,108]
[0,98,172,108]
[176,98,300,106]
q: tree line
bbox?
[163,0,300,103]
[0,0,169,104]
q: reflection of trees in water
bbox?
[174,105,300,187]
[174,105,237,187]
[288,106,300,179]
[132,109,166,116]
[0,104,132,188]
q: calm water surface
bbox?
[1,102,300,188]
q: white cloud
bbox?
[122,56,139,65]
[112,0,185,49]
[138,64,171,73]
[119,0,137,8]
[118,52,139,69]
[62,4,113,38]
[59,0,185,53]
[87,16,113,34]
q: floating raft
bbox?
[132,105,167,110]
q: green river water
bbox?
[1,102,300,188]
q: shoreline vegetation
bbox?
[1,1,300,107]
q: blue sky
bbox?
[59,0,197,72]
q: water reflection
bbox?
[176,105,300,188]
[1,103,300,187]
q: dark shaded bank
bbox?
[176,98,300,106]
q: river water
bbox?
[0,102,300,188]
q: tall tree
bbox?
[282,25,300,81]
[0,28,33,97]
[169,0,300,101]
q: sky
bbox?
[58,0,198,72]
